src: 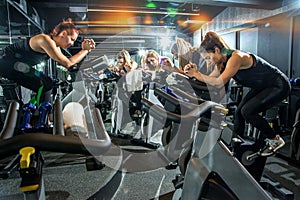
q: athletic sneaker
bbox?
[260,135,285,157]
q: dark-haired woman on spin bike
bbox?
[0,18,95,105]
[0,18,95,129]
[184,31,291,156]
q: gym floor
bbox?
[0,150,179,200]
[263,136,300,200]
[0,136,300,200]
[0,114,299,200]
[264,156,300,200]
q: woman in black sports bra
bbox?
[184,31,291,156]
[0,18,95,105]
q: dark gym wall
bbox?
[239,27,258,54]
[289,14,300,126]
[256,14,291,76]
[220,32,236,49]
[291,15,300,78]
[236,14,294,127]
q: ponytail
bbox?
[51,18,79,36]
[200,32,232,53]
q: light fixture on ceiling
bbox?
[87,8,199,16]
[146,1,157,8]
[98,40,146,44]
[69,6,87,13]
[184,19,206,24]
[75,24,176,29]
[69,5,199,16]
[192,4,200,12]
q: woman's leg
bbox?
[0,60,53,104]
[241,90,277,140]
[238,78,290,155]
[240,85,289,140]
[234,88,261,137]
[234,75,291,155]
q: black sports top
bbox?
[1,37,49,66]
[226,51,287,89]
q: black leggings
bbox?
[234,75,291,140]
[0,59,53,103]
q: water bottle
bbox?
[34,101,52,132]
[19,103,36,131]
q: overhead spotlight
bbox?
[264,23,270,28]
[69,6,87,21]
[192,4,200,12]
[88,9,199,16]
[167,8,178,17]
[169,2,180,7]
[146,2,157,8]
[69,6,87,13]
[77,13,87,21]
[138,49,146,56]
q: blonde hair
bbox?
[117,49,131,67]
[141,49,173,71]
[141,49,160,71]
[171,37,196,70]
[144,49,160,61]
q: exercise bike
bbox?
[142,86,272,199]
[0,64,111,199]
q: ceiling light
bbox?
[167,8,178,17]
[99,40,145,44]
[184,20,206,24]
[146,2,157,8]
[69,6,87,12]
[87,8,199,16]
[75,24,176,29]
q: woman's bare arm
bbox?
[184,53,242,88]
[31,34,94,69]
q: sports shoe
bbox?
[260,135,285,157]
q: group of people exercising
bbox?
[0,18,290,161]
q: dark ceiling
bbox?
[1,0,284,57]
[19,0,283,35]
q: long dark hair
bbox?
[200,31,233,73]
[200,31,231,53]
